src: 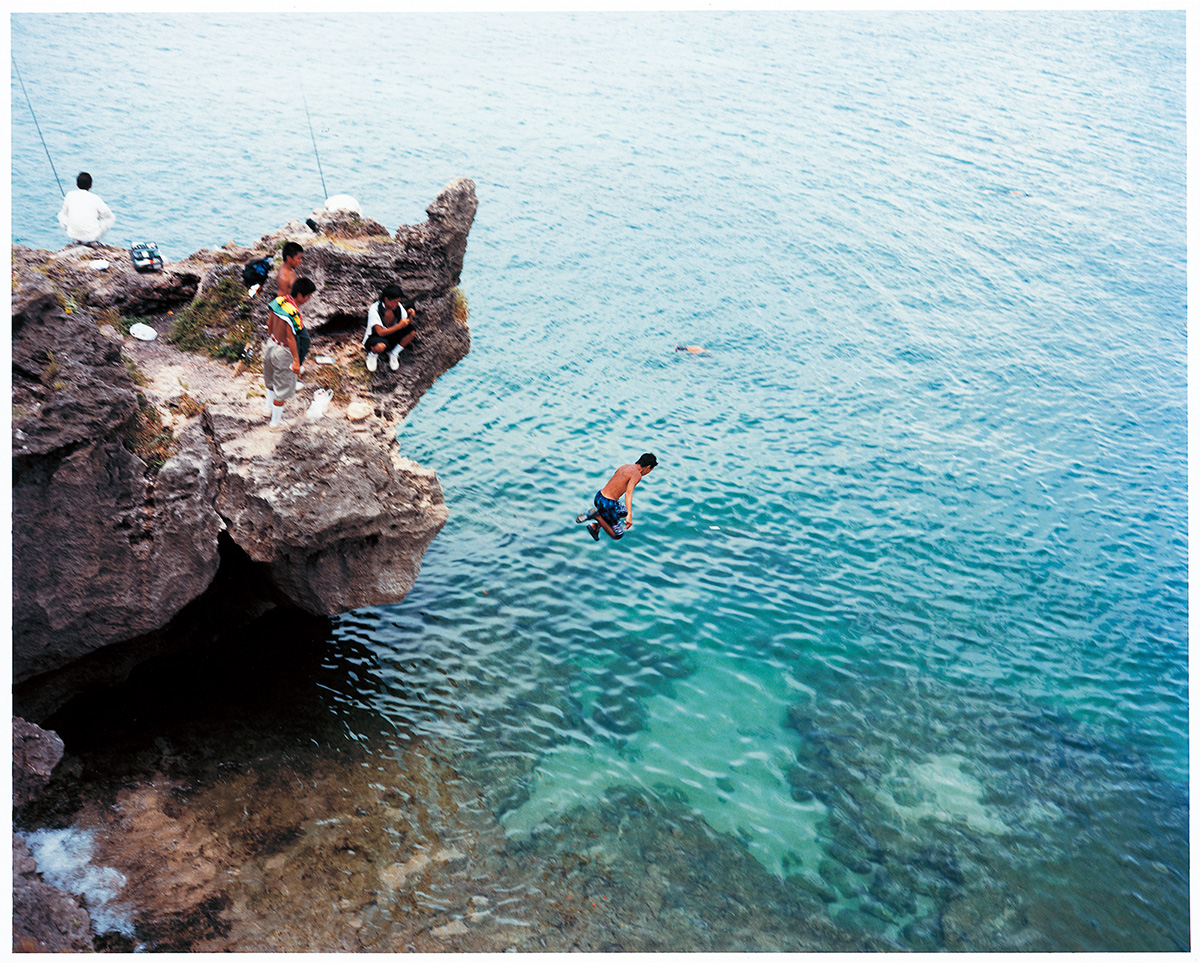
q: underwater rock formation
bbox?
[782,671,1189,951]
[11,179,478,718]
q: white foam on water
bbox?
[502,653,827,878]
[22,827,135,937]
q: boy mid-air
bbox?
[576,453,658,541]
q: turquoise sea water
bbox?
[12,11,1188,951]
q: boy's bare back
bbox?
[600,463,645,500]
[277,263,299,298]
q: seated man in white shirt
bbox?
[57,172,116,248]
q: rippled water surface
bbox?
[12,11,1188,951]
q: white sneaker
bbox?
[366,352,378,372]
[388,350,401,371]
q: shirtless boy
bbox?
[263,277,317,431]
[276,241,304,298]
[576,453,658,541]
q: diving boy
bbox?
[576,454,658,540]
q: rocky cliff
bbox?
[11,178,478,719]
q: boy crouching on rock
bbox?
[263,277,317,431]
[362,283,416,372]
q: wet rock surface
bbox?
[12,834,95,953]
[13,718,65,808]
[12,719,95,952]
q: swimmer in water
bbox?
[676,344,707,354]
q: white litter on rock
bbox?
[88,259,110,270]
[306,388,334,420]
[129,323,158,341]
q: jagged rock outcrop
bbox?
[12,281,225,685]
[253,177,477,422]
[12,179,478,716]
[13,834,96,953]
[13,718,95,953]
[13,717,65,808]
[203,381,449,616]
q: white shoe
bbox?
[388,350,401,371]
[366,352,378,372]
[269,418,289,433]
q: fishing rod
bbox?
[13,58,65,197]
[301,88,329,202]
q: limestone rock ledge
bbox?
[12,179,477,717]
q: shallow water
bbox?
[12,11,1188,951]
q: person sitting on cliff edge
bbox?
[362,283,416,372]
[56,172,116,249]
[264,277,317,431]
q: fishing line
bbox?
[13,58,65,197]
[301,88,329,202]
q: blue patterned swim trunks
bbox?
[594,491,627,536]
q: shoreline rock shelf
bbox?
[11,178,478,720]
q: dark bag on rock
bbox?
[242,256,272,289]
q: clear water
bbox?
[12,11,1188,951]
